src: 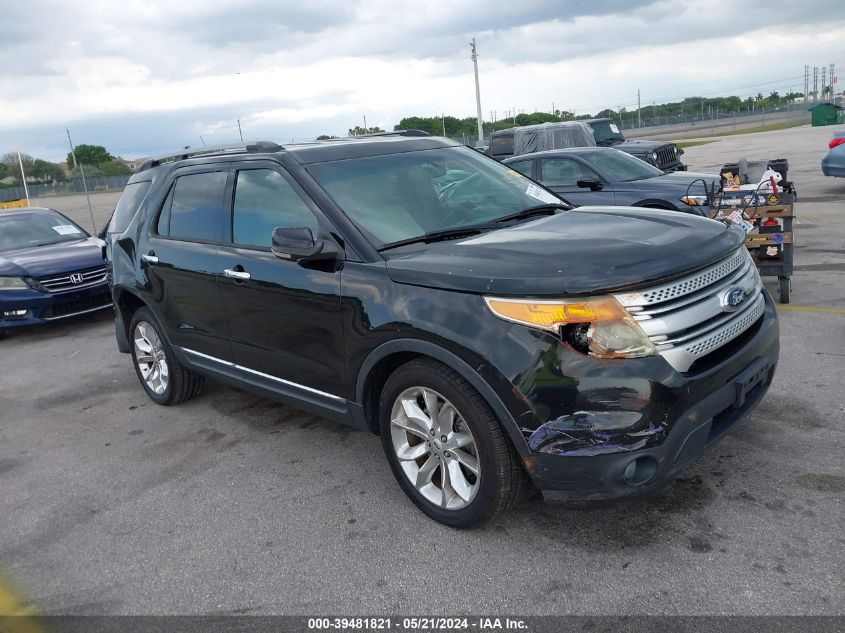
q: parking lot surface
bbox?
[1,125,843,615]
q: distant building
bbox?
[124,157,151,172]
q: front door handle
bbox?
[141,252,159,264]
[224,268,251,281]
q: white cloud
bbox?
[1,0,843,160]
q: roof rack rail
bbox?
[137,140,283,172]
[355,129,431,138]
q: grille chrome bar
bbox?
[614,248,764,372]
[37,267,108,293]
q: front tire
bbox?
[379,358,526,528]
[129,307,204,405]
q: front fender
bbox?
[353,338,532,459]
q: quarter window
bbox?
[157,171,226,242]
[232,169,318,248]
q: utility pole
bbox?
[441,113,446,137]
[15,143,30,206]
[804,65,810,102]
[512,108,516,125]
[813,67,819,102]
[822,67,827,99]
[237,117,244,141]
[363,115,367,134]
[637,89,641,128]
[65,129,96,232]
[470,37,484,146]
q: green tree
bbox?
[67,144,112,168]
[0,151,33,182]
[99,159,130,176]
[348,126,384,136]
[28,159,65,182]
[70,164,104,178]
[315,134,339,140]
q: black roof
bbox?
[134,130,456,173]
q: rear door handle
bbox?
[141,252,159,264]
[224,268,251,281]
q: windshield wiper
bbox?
[492,203,570,224]
[378,225,498,251]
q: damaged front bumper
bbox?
[495,291,779,505]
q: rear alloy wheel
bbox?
[379,358,526,528]
[129,307,204,405]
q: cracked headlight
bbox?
[484,296,657,359]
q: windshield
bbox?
[306,146,563,246]
[0,210,89,252]
[580,149,664,181]
[589,120,625,146]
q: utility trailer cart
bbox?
[711,187,795,304]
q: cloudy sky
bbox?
[1,0,843,161]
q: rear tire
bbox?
[129,307,204,405]
[379,358,526,528]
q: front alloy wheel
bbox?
[390,387,481,510]
[379,358,526,528]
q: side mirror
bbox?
[576,179,603,191]
[271,227,341,267]
[271,227,323,261]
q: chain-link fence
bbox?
[0,175,131,203]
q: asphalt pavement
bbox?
[1,125,842,616]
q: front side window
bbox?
[306,146,563,247]
[581,149,663,182]
[540,158,598,186]
[157,171,226,242]
[232,169,318,248]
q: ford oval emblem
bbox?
[721,286,747,312]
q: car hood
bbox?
[0,237,105,278]
[613,139,673,152]
[385,208,744,296]
[621,171,721,191]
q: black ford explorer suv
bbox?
[105,133,778,528]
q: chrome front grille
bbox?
[615,249,764,372]
[37,266,108,293]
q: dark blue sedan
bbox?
[0,207,111,338]
[504,147,719,215]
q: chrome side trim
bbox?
[180,347,345,403]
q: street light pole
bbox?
[470,37,484,146]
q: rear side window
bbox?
[109,181,151,233]
[490,133,514,157]
[540,158,598,186]
[156,171,226,242]
[232,169,318,248]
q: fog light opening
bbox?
[3,310,28,319]
[623,456,658,486]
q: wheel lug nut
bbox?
[441,435,447,442]
[444,452,451,459]
[430,429,435,436]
